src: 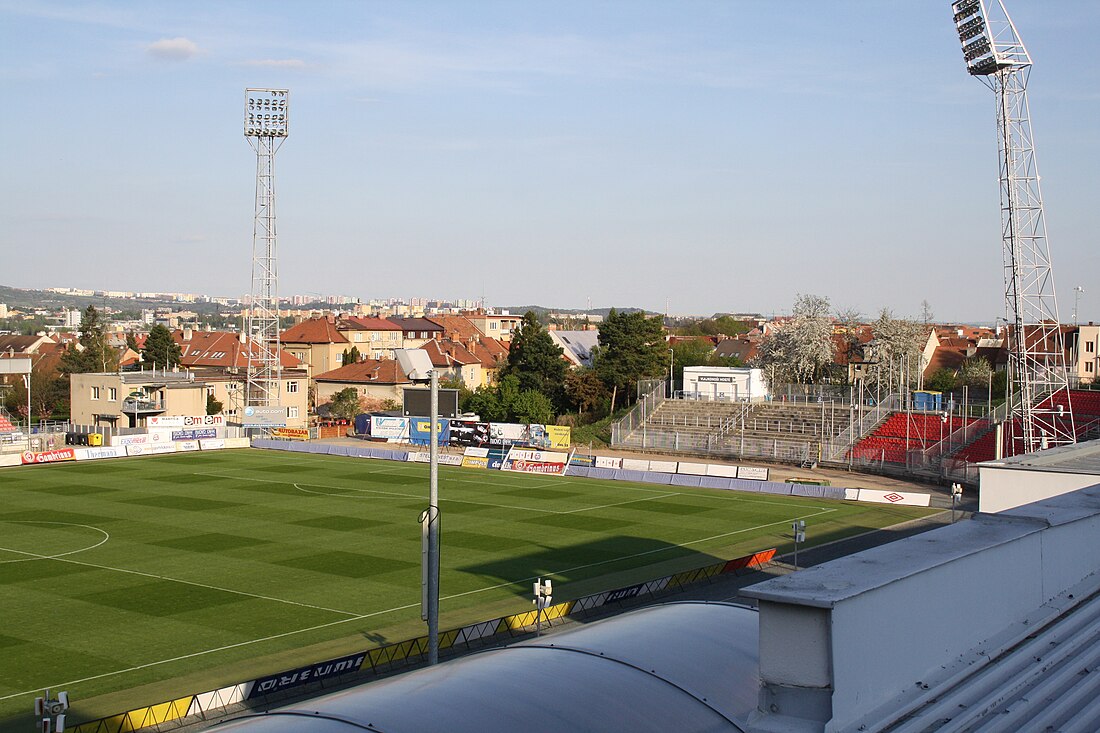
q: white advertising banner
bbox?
[648,460,678,474]
[737,466,770,481]
[595,456,623,469]
[224,437,251,449]
[371,416,410,440]
[857,489,932,507]
[127,443,177,457]
[200,438,227,451]
[706,464,740,478]
[148,415,226,428]
[463,446,490,458]
[75,446,126,461]
[0,454,23,468]
[676,462,710,476]
[176,440,201,452]
[440,454,463,466]
[621,458,651,472]
[110,429,174,447]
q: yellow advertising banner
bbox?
[461,456,489,469]
[546,425,571,450]
[272,428,310,441]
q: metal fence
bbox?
[609,380,666,446]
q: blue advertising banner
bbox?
[171,428,218,441]
[408,417,451,446]
[569,454,596,467]
[487,446,508,469]
[249,652,367,698]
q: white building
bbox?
[682,366,768,402]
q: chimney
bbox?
[183,326,193,341]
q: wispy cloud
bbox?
[146,37,199,61]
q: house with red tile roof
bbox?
[281,315,349,379]
[171,328,309,425]
[335,316,404,359]
[419,339,486,388]
[388,317,444,348]
[313,359,411,410]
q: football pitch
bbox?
[0,449,936,723]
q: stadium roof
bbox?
[213,602,759,733]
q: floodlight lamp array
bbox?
[244,89,289,138]
[952,0,999,75]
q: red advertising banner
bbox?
[21,448,76,465]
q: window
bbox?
[355,333,364,343]
[91,387,101,400]
[108,388,117,401]
[1087,363,1095,373]
[286,381,299,393]
[490,322,498,330]
[287,406,300,418]
[407,331,415,339]
[1087,341,1095,354]
[371,333,379,342]
[420,331,428,339]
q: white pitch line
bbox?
[0,521,110,564]
[561,492,682,514]
[0,503,838,702]
[3,543,362,618]
[0,601,418,703]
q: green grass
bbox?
[0,449,935,725]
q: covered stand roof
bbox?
[214,602,758,733]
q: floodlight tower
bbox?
[952,0,1074,455]
[244,89,289,409]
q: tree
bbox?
[3,363,65,421]
[341,346,362,365]
[328,387,362,421]
[926,368,957,393]
[565,366,608,415]
[206,393,224,415]
[500,311,567,410]
[59,306,119,375]
[958,356,993,388]
[595,309,667,412]
[753,294,835,386]
[865,308,927,392]
[141,324,183,369]
[510,389,554,424]
[465,384,507,422]
[125,331,139,351]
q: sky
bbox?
[1,1,1098,323]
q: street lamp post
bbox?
[792,520,806,568]
[22,373,31,442]
[533,577,553,637]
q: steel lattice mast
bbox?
[244,89,289,410]
[952,0,1074,455]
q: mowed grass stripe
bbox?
[0,449,935,718]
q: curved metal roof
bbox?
[214,602,758,733]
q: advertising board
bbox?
[241,406,288,428]
[171,428,219,441]
[489,423,527,446]
[148,415,226,428]
[501,448,570,476]
[21,448,76,465]
[127,443,177,457]
[409,418,450,446]
[370,416,410,440]
[737,466,770,481]
[75,446,126,461]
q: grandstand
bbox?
[616,383,1100,483]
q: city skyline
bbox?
[1,1,1098,322]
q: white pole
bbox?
[427,370,440,665]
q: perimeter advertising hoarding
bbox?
[489,423,528,446]
[409,418,450,446]
[126,443,177,456]
[737,466,770,481]
[241,406,288,428]
[249,652,367,698]
[501,448,570,476]
[21,448,76,465]
[450,420,490,447]
[527,424,572,450]
[148,415,226,428]
[487,447,508,469]
[171,428,218,441]
[75,446,126,461]
[595,456,623,469]
[370,416,410,440]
